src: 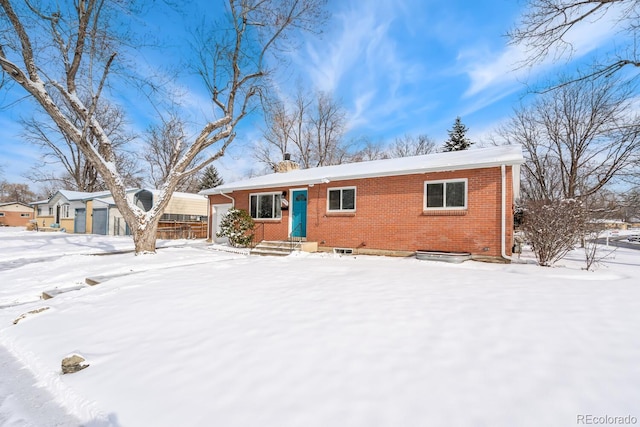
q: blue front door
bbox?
[291,190,307,238]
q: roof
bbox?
[200,144,525,195]
[30,188,204,206]
[0,201,33,209]
[30,189,113,205]
[92,189,206,206]
[59,189,109,201]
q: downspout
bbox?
[220,192,235,207]
[205,195,212,243]
[501,165,513,262]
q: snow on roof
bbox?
[147,189,207,200]
[0,201,34,208]
[200,144,525,195]
[58,189,107,201]
[91,189,206,206]
[29,188,204,206]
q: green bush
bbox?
[216,208,255,247]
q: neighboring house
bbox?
[88,189,208,236]
[200,145,525,261]
[0,202,35,227]
[31,190,102,231]
[32,189,207,236]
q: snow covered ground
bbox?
[0,227,639,427]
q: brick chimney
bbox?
[274,153,300,173]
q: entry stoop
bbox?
[250,240,317,256]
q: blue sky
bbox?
[0,0,624,187]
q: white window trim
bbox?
[423,178,468,210]
[249,192,282,220]
[62,204,71,219]
[327,186,357,212]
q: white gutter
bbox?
[501,165,513,262]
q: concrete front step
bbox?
[250,240,300,256]
[250,248,293,256]
[250,240,320,256]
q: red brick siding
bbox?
[0,210,34,227]
[208,166,514,257]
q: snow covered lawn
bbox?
[1,228,639,427]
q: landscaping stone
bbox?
[12,307,50,325]
[61,355,89,374]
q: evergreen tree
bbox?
[199,166,225,191]
[443,117,473,152]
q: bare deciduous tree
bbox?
[0,181,35,203]
[522,198,590,266]
[388,134,437,158]
[308,91,347,167]
[143,115,202,193]
[22,95,141,192]
[0,0,327,253]
[349,137,389,162]
[255,91,310,170]
[256,89,346,169]
[499,75,640,201]
[510,0,640,82]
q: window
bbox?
[62,204,70,218]
[21,213,31,217]
[0,213,4,217]
[37,207,42,216]
[48,207,54,215]
[424,179,467,209]
[250,193,282,219]
[328,187,356,212]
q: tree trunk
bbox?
[132,218,160,254]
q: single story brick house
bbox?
[32,189,207,235]
[200,145,525,260]
[0,202,34,226]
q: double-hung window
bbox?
[62,204,70,218]
[250,193,282,219]
[424,179,467,210]
[327,187,356,212]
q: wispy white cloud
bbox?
[291,0,429,135]
[462,2,628,101]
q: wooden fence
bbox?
[157,221,207,240]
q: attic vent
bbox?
[333,248,353,255]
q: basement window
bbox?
[333,248,354,254]
[424,179,467,210]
